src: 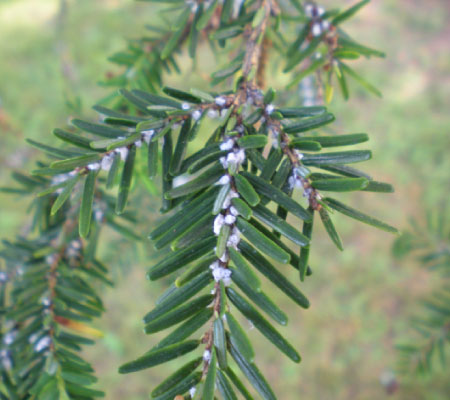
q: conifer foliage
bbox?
[1,0,398,398]
[394,210,449,376]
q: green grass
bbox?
[0,1,449,399]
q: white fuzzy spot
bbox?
[220,156,228,169]
[182,102,191,110]
[227,229,241,249]
[311,22,322,37]
[219,251,229,262]
[70,240,81,250]
[45,254,57,266]
[229,206,239,216]
[215,96,227,106]
[209,260,220,270]
[41,297,51,307]
[265,104,275,115]
[135,139,142,148]
[216,175,230,186]
[317,6,325,16]
[87,162,100,171]
[3,331,16,346]
[235,148,246,165]
[220,138,235,151]
[189,387,197,398]
[294,150,304,160]
[115,147,129,161]
[210,262,232,285]
[289,174,304,190]
[222,190,239,209]
[213,214,224,236]
[224,214,236,225]
[94,209,104,222]
[203,350,211,362]
[142,130,154,144]
[101,154,114,171]
[34,336,51,352]
[226,152,237,166]
[321,20,330,31]
[222,195,231,209]
[226,149,246,171]
[192,110,202,121]
[51,173,72,186]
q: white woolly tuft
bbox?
[142,130,154,144]
[220,138,235,151]
[210,262,232,285]
[219,251,229,262]
[213,214,225,236]
[215,96,227,106]
[34,336,51,352]
[115,147,129,161]
[224,214,236,225]
[217,175,231,186]
[229,206,239,216]
[101,154,114,171]
[87,162,100,171]
[192,110,202,121]
[203,349,211,362]
[311,22,322,37]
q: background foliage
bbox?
[0,0,448,399]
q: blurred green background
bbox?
[0,0,449,399]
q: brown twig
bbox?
[257,35,271,89]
